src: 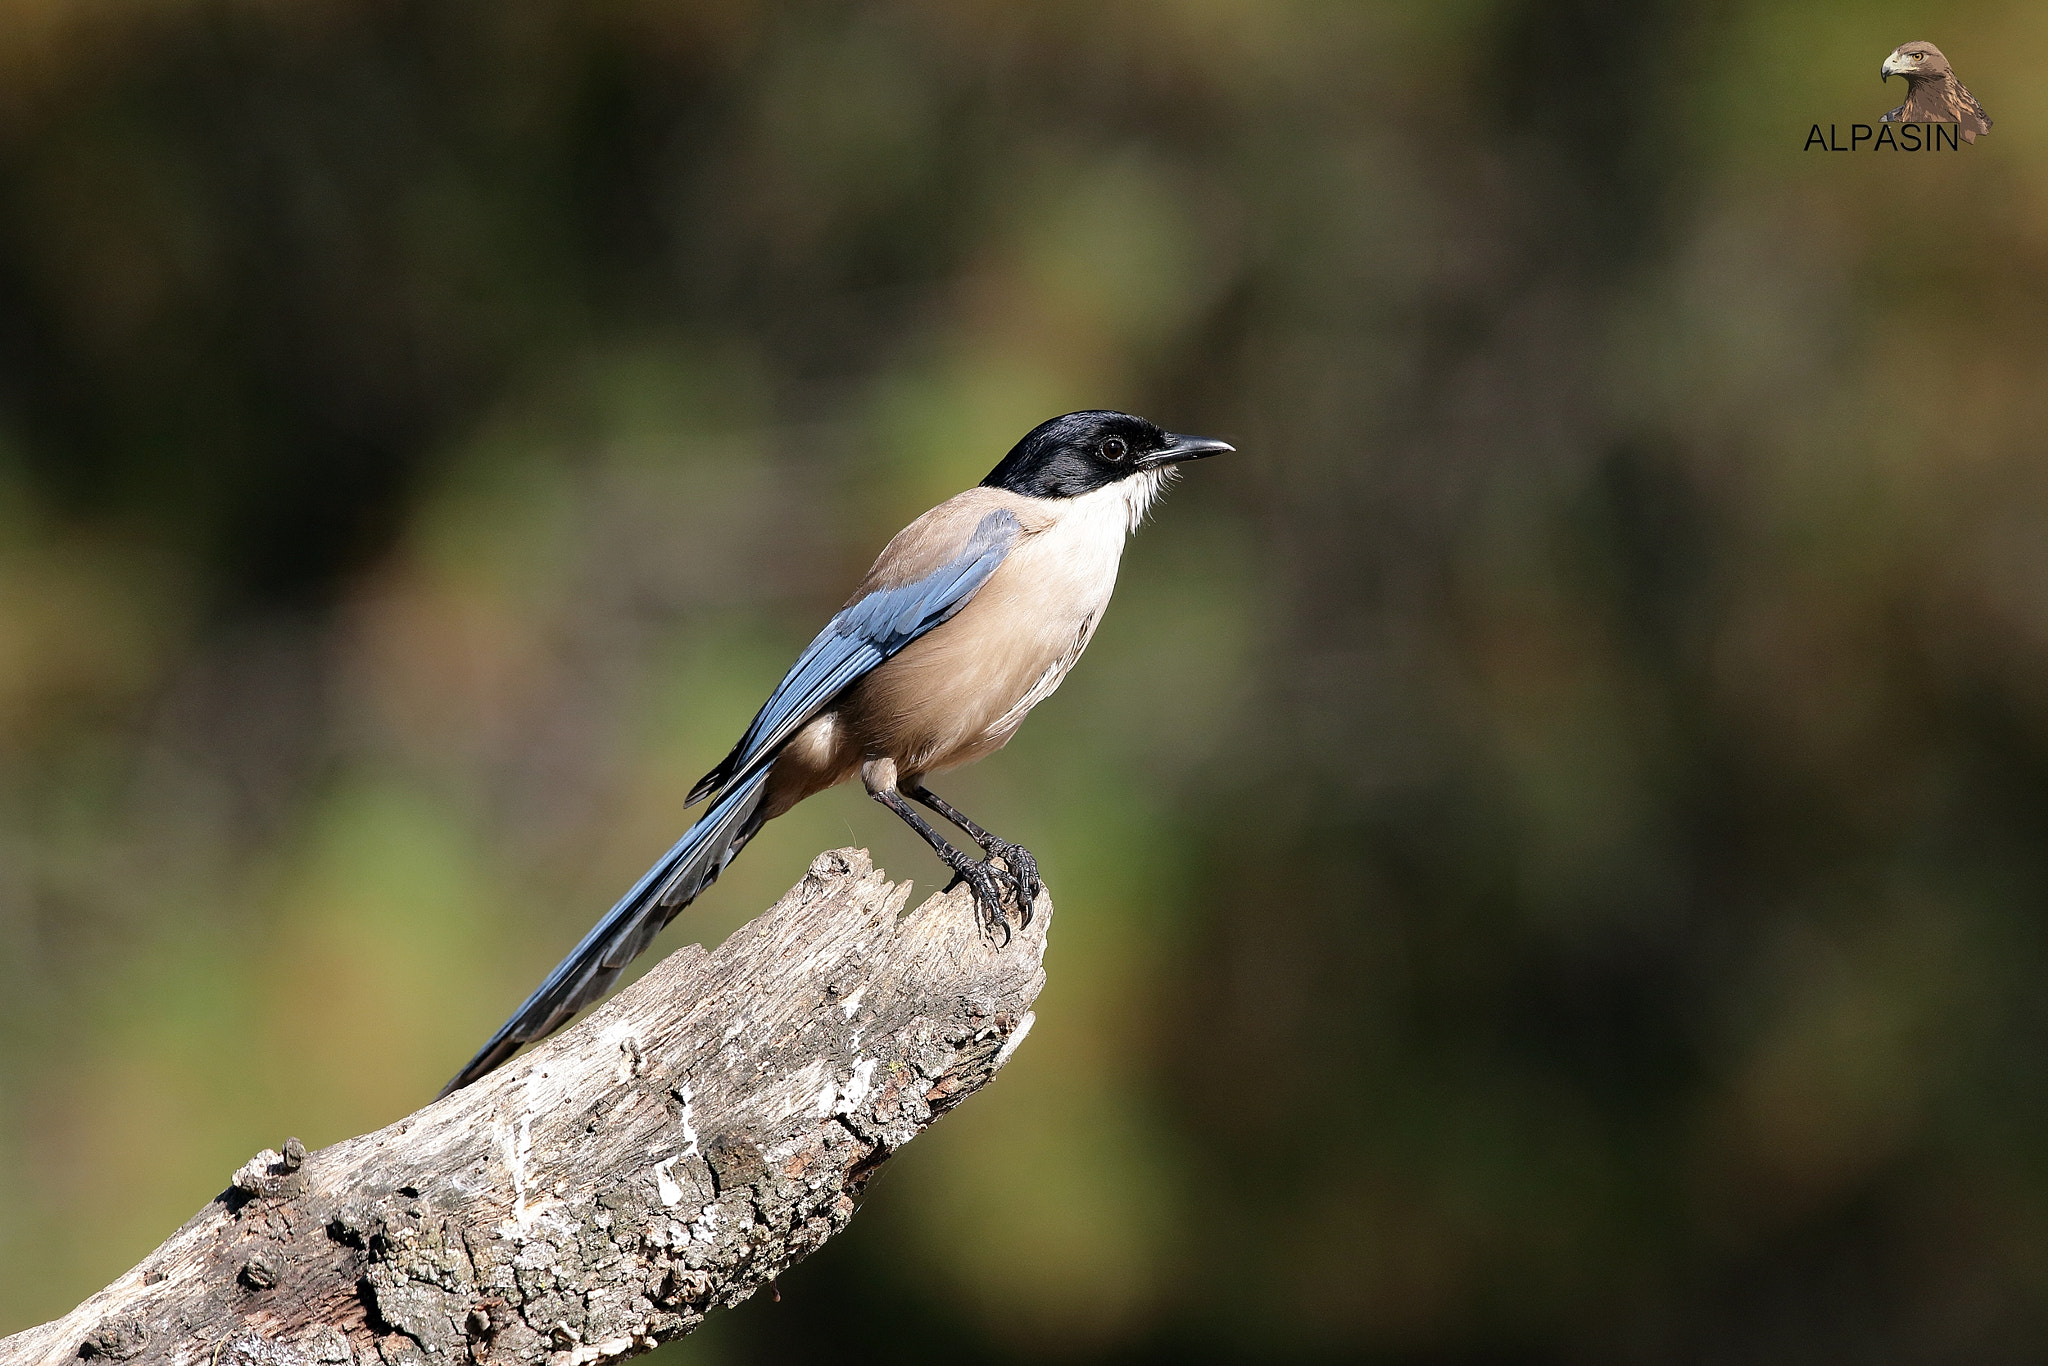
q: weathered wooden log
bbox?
[0,849,1048,1366]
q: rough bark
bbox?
[1,849,1048,1366]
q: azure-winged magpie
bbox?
[440,410,1231,1095]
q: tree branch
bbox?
[1,849,1048,1366]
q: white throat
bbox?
[1110,467,1176,534]
[1031,468,1178,571]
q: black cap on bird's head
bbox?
[981,410,1233,499]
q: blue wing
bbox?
[439,508,1020,1096]
[686,507,1021,803]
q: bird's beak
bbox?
[1140,433,1235,469]
[1881,52,1902,80]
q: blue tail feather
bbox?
[436,766,772,1097]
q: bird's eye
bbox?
[1102,437,1128,461]
[1912,52,1924,59]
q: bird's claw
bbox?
[984,840,1042,925]
[944,855,1019,945]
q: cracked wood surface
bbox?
[0,849,1048,1366]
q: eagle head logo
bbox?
[1880,41,1991,143]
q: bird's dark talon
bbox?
[946,855,1017,944]
[979,897,1013,947]
[985,840,1041,925]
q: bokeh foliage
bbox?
[4,0,2047,1360]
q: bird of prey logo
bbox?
[1880,42,1991,143]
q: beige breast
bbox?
[758,473,1163,814]
[832,477,1146,778]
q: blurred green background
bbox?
[2,0,2046,1360]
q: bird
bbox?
[1880,41,1991,142]
[438,410,1232,1096]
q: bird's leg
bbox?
[903,780,1041,925]
[863,759,1016,943]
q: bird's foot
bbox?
[943,855,1019,945]
[982,839,1042,925]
